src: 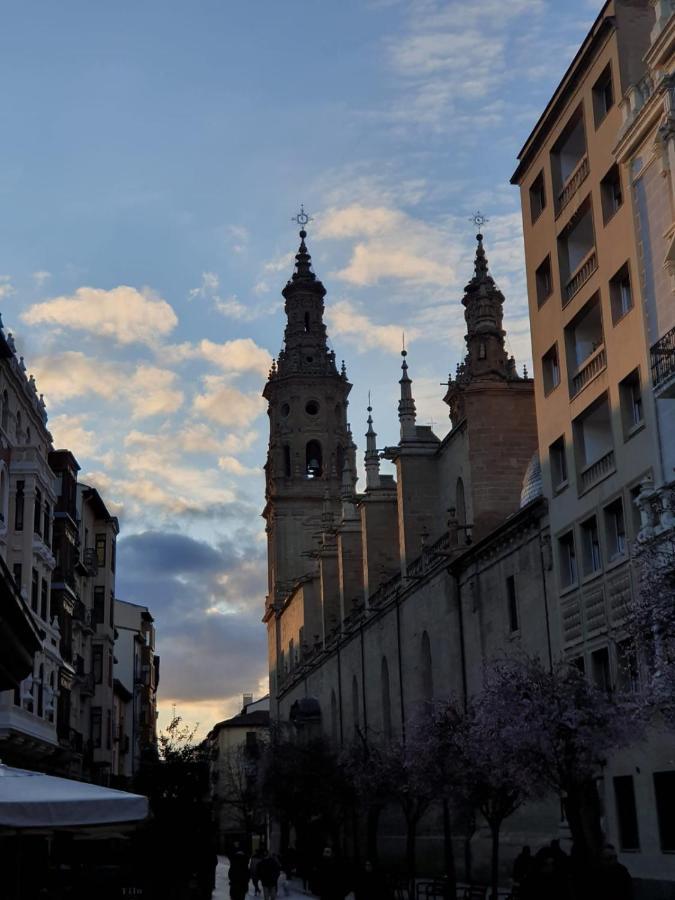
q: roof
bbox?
[210,710,270,736]
[80,485,119,532]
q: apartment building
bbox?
[113,598,159,785]
[0,321,61,769]
[512,0,674,887]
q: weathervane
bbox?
[469,210,489,231]
[292,204,313,229]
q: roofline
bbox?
[511,6,615,184]
[80,484,119,532]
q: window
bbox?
[573,393,615,491]
[620,369,643,436]
[96,533,106,567]
[1,390,7,431]
[91,707,102,748]
[283,445,291,477]
[12,563,22,592]
[610,263,633,323]
[15,410,21,443]
[352,675,360,734]
[591,646,611,692]
[529,170,546,222]
[613,776,640,850]
[306,440,322,478]
[604,498,626,561]
[550,436,568,489]
[245,731,258,751]
[93,586,105,625]
[654,771,675,852]
[110,591,115,627]
[93,645,103,684]
[304,312,310,333]
[629,484,643,538]
[542,344,561,395]
[551,105,586,201]
[506,575,519,632]
[305,400,319,416]
[110,538,116,573]
[456,478,466,526]
[43,503,50,546]
[593,63,614,126]
[601,164,622,223]
[108,649,113,686]
[31,569,38,613]
[14,480,24,531]
[559,531,577,588]
[381,657,392,741]
[616,639,639,693]
[536,255,553,307]
[33,488,42,536]
[580,516,602,575]
[558,196,595,304]
[40,578,49,621]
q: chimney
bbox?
[242,693,253,711]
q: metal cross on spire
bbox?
[469,210,489,231]
[292,204,313,229]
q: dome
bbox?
[520,452,543,508]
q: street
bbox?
[213,857,356,900]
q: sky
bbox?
[0,0,600,737]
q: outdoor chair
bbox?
[415,879,450,899]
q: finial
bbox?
[402,331,406,354]
[6,333,15,353]
[19,356,26,372]
[398,342,417,441]
[469,210,489,232]
[523,364,528,379]
[291,204,313,231]
[341,360,347,378]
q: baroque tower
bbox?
[262,228,353,618]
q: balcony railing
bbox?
[651,325,675,393]
[580,449,615,493]
[570,345,606,397]
[556,155,590,217]
[565,250,597,305]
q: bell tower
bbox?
[262,224,353,617]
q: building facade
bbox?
[113,598,160,785]
[512,0,675,885]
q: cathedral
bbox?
[262,227,559,871]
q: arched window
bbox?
[306,440,323,479]
[421,631,433,706]
[336,445,345,476]
[1,390,7,431]
[15,410,21,443]
[330,690,338,743]
[37,664,44,717]
[381,656,392,741]
[25,426,30,446]
[456,477,466,526]
[283,445,291,478]
[352,675,360,735]
[0,466,7,525]
[304,312,310,333]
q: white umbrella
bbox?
[0,763,148,828]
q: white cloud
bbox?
[326,300,418,354]
[22,285,178,346]
[32,271,51,287]
[193,377,266,428]
[188,271,265,321]
[165,337,272,378]
[49,413,100,457]
[129,365,183,419]
[0,276,15,300]
[217,456,259,477]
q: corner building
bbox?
[512,0,674,889]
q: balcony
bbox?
[651,325,675,397]
[556,155,590,218]
[565,250,597,305]
[82,547,98,576]
[571,346,606,397]
[580,450,615,493]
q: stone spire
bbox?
[275,228,338,378]
[461,232,512,380]
[341,451,358,521]
[364,395,380,490]
[398,343,417,441]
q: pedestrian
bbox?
[258,848,282,900]
[280,845,296,895]
[512,845,532,886]
[521,852,571,900]
[588,844,633,900]
[549,838,569,874]
[314,846,349,900]
[250,847,264,896]
[228,848,250,900]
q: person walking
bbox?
[512,845,532,887]
[257,849,282,900]
[314,846,349,900]
[250,847,264,896]
[353,859,390,900]
[228,848,250,900]
[588,845,633,900]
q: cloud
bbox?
[217,456,260,477]
[22,285,178,346]
[318,204,454,287]
[188,271,266,321]
[164,337,272,378]
[326,300,418,354]
[0,276,15,300]
[32,271,51,287]
[31,351,183,420]
[49,413,100,458]
[193,377,266,427]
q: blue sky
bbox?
[0,0,598,734]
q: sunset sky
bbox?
[0,0,599,735]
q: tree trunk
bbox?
[405,814,417,900]
[366,805,381,864]
[442,799,457,897]
[563,779,604,861]
[489,820,501,900]
[463,811,476,884]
